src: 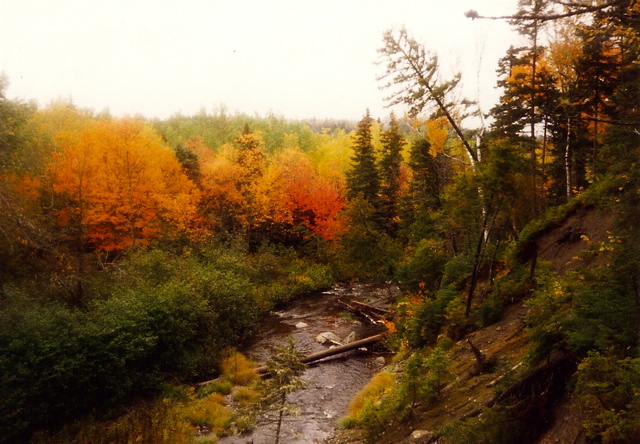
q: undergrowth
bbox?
[340,347,452,441]
[31,351,262,444]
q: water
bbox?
[219,283,397,444]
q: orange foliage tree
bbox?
[50,119,200,252]
[195,130,345,243]
[198,142,248,234]
[269,147,346,241]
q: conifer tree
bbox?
[346,110,382,213]
[399,137,442,244]
[379,112,404,235]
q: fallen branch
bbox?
[349,300,392,315]
[338,299,387,324]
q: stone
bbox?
[315,331,342,345]
[342,331,358,344]
[295,322,308,329]
[373,356,386,366]
[410,429,437,443]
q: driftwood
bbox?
[254,333,386,375]
[338,299,389,324]
[349,300,391,315]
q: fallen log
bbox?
[338,299,386,324]
[197,333,387,386]
[349,300,392,315]
[254,332,386,375]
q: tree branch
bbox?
[465,0,625,23]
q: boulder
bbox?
[373,356,386,366]
[410,430,438,443]
[315,331,342,345]
[295,322,308,329]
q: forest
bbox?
[1,0,639,443]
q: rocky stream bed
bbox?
[218,283,398,444]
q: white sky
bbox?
[1,0,521,122]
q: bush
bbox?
[0,242,335,441]
[574,352,640,443]
[395,238,447,294]
[0,292,161,442]
[441,253,474,289]
[400,348,452,411]
[342,371,402,439]
[399,285,459,348]
[0,249,265,442]
[219,352,258,386]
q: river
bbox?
[218,283,398,444]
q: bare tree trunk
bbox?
[565,117,572,198]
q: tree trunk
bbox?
[565,117,572,198]
[255,333,386,375]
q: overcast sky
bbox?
[1,0,522,121]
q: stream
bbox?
[218,283,398,444]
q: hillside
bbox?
[330,204,625,444]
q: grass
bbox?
[220,352,259,386]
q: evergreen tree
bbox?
[337,195,401,281]
[346,110,382,213]
[379,112,404,235]
[399,137,442,244]
[573,2,640,178]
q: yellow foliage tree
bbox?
[51,118,200,251]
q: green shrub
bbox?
[400,347,452,411]
[441,253,474,289]
[0,291,161,442]
[524,270,572,364]
[0,249,264,442]
[395,238,447,294]
[400,285,458,348]
[574,352,640,443]
[476,264,529,328]
[565,268,639,355]
[440,406,531,444]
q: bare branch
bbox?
[465,0,625,23]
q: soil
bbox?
[535,209,614,273]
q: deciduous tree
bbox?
[51,119,200,254]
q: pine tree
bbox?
[379,112,404,235]
[399,137,442,244]
[346,110,382,213]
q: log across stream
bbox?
[218,283,397,444]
